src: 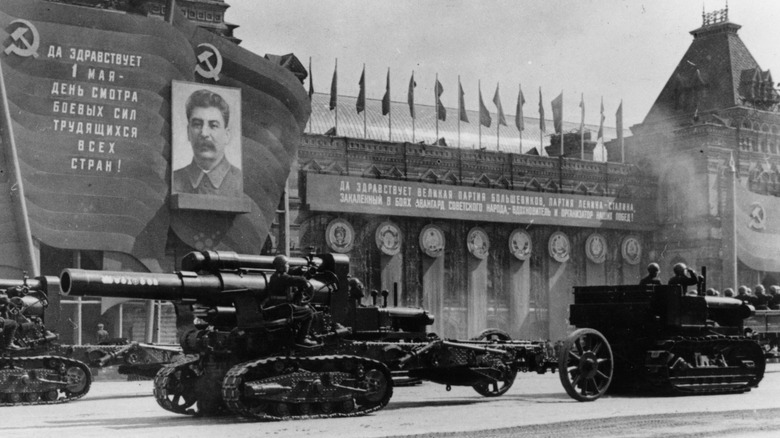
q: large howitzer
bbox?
[0,275,92,405]
[558,276,766,401]
[170,251,555,395]
[61,253,393,420]
[63,251,560,413]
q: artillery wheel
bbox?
[64,364,90,396]
[154,363,198,414]
[471,329,518,397]
[558,328,613,402]
[42,390,59,402]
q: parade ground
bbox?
[2,363,779,438]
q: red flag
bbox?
[381,68,390,116]
[538,87,546,133]
[356,66,366,114]
[479,88,492,127]
[597,97,605,141]
[551,92,563,134]
[435,79,446,121]
[616,100,624,143]
[458,82,469,123]
[515,85,525,132]
[308,57,314,98]
[493,84,507,126]
[408,72,416,118]
[329,61,337,111]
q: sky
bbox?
[226,0,780,129]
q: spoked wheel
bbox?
[558,328,613,401]
[64,363,91,397]
[155,364,198,414]
[471,329,517,397]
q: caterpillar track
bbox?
[153,354,393,420]
[645,336,766,395]
[222,355,393,420]
[0,355,92,405]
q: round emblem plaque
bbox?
[326,218,355,253]
[376,222,402,256]
[548,231,570,263]
[585,233,607,264]
[419,225,445,258]
[508,229,532,261]
[467,227,490,260]
[621,236,642,265]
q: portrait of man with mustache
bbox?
[173,87,243,197]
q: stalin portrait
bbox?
[171,81,243,198]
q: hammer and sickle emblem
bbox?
[748,202,767,230]
[194,43,222,81]
[4,20,40,58]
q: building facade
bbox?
[2,2,774,345]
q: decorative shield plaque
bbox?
[326,218,354,253]
[376,221,402,256]
[508,229,532,261]
[548,231,570,263]
[467,227,490,259]
[419,225,445,258]
[621,236,642,265]
[585,233,607,264]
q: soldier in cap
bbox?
[0,290,20,350]
[639,262,662,286]
[668,263,699,294]
[265,255,318,347]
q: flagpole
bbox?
[478,80,482,149]
[435,73,440,143]
[363,64,367,139]
[388,68,392,142]
[308,56,312,134]
[458,75,462,149]
[334,58,339,136]
[411,70,416,143]
[560,90,564,157]
[518,84,522,153]
[496,82,500,152]
[539,87,544,156]
[580,93,584,160]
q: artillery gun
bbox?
[61,252,393,420]
[63,251,560,411]
[0,275,92,405]
[558,271,766,401]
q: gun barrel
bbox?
[181,250,320,272]
[0,276,59,293]
[60,268,268,304]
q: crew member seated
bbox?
[0,290,20,350]
[639,262,662,286]
[668,263,698,294]
[265,255,318,348]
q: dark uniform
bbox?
[0,291,19,350]
[639,263,662,286]
[668,263,698,294]
[265,255,318,347]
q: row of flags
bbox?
[308,58,625,160]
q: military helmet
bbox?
[272,255,289,272]
[647,263,660,273]
[672,263,686,276]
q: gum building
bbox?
[1,2,771,345]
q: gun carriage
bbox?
[0,276,92,405]
[559,275,766,401]
[61,251,561,420]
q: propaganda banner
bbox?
[0,0,310,270]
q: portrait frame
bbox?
[170,80,249,212]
